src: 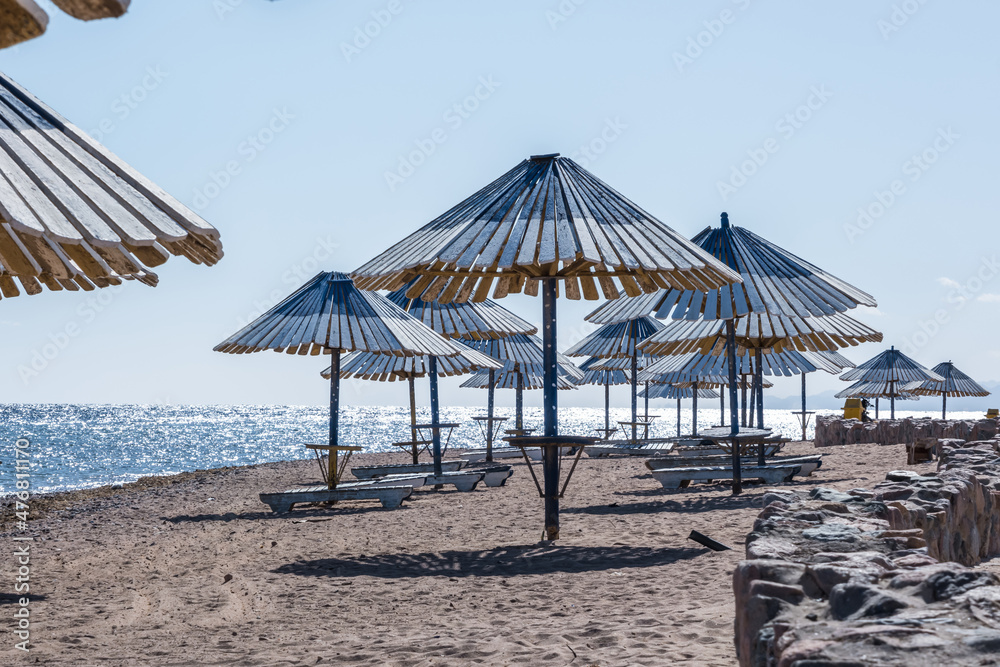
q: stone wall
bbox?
[814,415,1000,448]
[733,438,1000,666]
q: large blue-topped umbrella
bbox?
[352,154,740,540]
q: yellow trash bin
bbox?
[843,398,863,420]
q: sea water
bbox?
[0,405,984,494]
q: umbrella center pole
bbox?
[692,381,699,436]
[429,356,443,478]
[487,369,496,462]
[605,383,610,433]
[726,320,742,496]
[630,350,638,441]
[541,279,560,541]
[516,372,524,432]
[329,349,342,490]
[676,397,681,437]
[755,348,764,429]
[408,376,419,464]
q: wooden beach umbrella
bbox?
[0,71,222,298]
[905,361,990,419]
[838,347,942,419]
[320,346,501,463]
[575,356,631,437]
[564,316,664,439]
[353,154,740,540]
[588,212,877,473]
[385,282,535,470]
[214,272,473,488]
[460,336,584,433]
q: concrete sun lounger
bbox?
[351,460,466,479]
[468,464,515,487]
[646,454,823,477]
[260,484,414,512]
[650,464,802,489]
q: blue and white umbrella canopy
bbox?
[386,279,536,340]
[0,71,223,298]
[635,311,882,355]
[586,212,876,323]
[906,362,990,398]
[564,316,664,358]
[839,347,942,384]
[352,156,741,302]
[838,346,941,418]
[835,380,918,400]
[640,346,851,379]
[575,357,631,387]
[461,363,579,391]
[462,333,585,381]
[904,361,990,419]
[214,272,467,357]
[321,347,500,382]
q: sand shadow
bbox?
[0,593,45,606]
[272,544,706,579]
[564,491,761,516]
[163,504,414,523]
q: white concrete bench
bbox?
[259,484,413,512]
[651,464,802,489]
[424,470,484,492]
[351,460,466,479]
[471,465,514,487]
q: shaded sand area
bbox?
[0,441,947,666]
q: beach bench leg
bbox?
[264,500,294,513]
[379,495,405,509]
[679,479,691,488]
[452,479,480,492]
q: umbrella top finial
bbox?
[528,152,560,161]
[721,212,730,228]
[328,272,351,282]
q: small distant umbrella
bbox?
[565,316,663,439]
[320,347,500,463]
[835,380,917,400]
[214,272,474,488]
[575,357,631,436]
[906,361,991,419]
[462,333,585,432]
[839,346,942,419]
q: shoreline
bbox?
[0,441,962,665]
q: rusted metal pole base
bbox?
[543,444,559,541]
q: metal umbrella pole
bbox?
[726,320,742,495]
[328,348,341,488]
[630,347,638,440]
[755,348,765,429]
[676,397,681,437]
[429,356,442,477]
[604,383,611,434]
[516,370,524,432]
[541,279,559,540]
[486,368,496,462]
[407,375,419,464]
[692,380,699,435]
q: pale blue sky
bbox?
[0,0,997,411]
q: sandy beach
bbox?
[0,441,948,666]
